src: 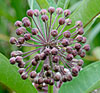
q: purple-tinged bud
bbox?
[76,21,83,27]
[53,65,60,72]
[21,73,28,80]
[61,39,69,47]
[58,18,65,25]
[78,59,84,66]
[49,79,54,85]
[65,18,72,25]
[76,65,82,71]
[83,44,90,51]
[44,78,51,84]
[82,37,87,43]
[75,43,82,50]
[51,30,58,37]
[63,31,71,38]
[53,56,59,63]
[72,50,78,57]
[66,54,73,61]
[30,71,37,78]
[33,9,40,17]
[27,9,34,17]
[18,37,25,44]
[67,74,72,81]
[40,9,47,15]
[48,7,55,14]
[18,68,25,75]
[62,75,67,82]
[32,59,38,66]
[34,54,40,61]
[11,51,23,57]
[44,48,51,55]
[54,72,61,81]
[32,28,38,35]
[15,56,23,63]
[76,35,83,42]
[9,57,16,64]
[45,70,52,77]
[16,27,26,35]
[14,21,22,27]
[78,27,84,35]
[66,46,73,53]
[56,8,63,15]
[77,49,82,55]
[22,17,29,23]
[10,37,17,44]
[24,33,31,41]
[40,53,46,60]
[44,64,50,71]
[72,67,79,77]
[18,62,25,68]
[34,77,38,84]
[23,20,31,27]
[80,51,86,58]
[64,9,71,17]
[51,47,58,55]
[41,15,48,22]
[38,77,44,84]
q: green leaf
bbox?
[65,0,100,32]
[47,0,57,8]
[0,53,37,93]
[36,0,50,9]
[59,61,100,93]
[57,0,70,9]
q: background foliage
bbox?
[0,0,100,93]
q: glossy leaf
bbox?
[59,61,100,93]
[0,53,37,93]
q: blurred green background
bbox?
[0,0,100,92]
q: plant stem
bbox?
[48,85,53,93]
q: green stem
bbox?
[48,85,53,93]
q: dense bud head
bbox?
[10,37,17,44]
[40,53,46,60]
[76,35,83,42]
[67,74,72,81]
[18,37,25,44]
[48,7,55,14]
[24,33,31,41]
[72,67,79,77]
[32,59,38,66]
[53,65,60,72]
[80,51,86,58]
[53,56,59,63]
[27,9,34,17]
[62,75,67,82]
[30,71,37,78]
[23,20,31,27]
[51,30,58,37]
[34,54,40,61]
[18,68,25,74]
[76,21,83,27]
[33,9,40,17]
[61,39,69,47]
[44,48,51,55]
[21,73,28,80]
[51,47,58,55]
[14,21,22,27]
[78,27,84,35]
[78,59,84,66]
[64,9,71,17]
[44,64,50,71]
[40,9,47,15]
[63,31,71,38]
[18,62,25,68]
[82,37,87,43]
[83,44,90,51]
[22,17,29,23]
[66,46,73,53]
[75,43,82,50]
[65,18,72,25]
[54,72,61,81]
[58,18,65,25]
[9,57,16,64]
[41,15,48,22]
[56,8,63,15]
[15,56,23,63]
[66,54,73,61]
[32,28,38,35]
[45,70,52,77]
[72,50,78,57]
